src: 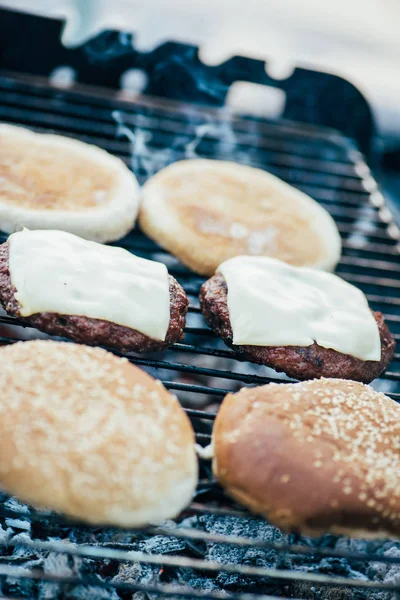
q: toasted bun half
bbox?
[0,124,139,242]
[139,159,341,275]
[0,340,198,526]
[213,379,400,538]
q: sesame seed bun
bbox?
[0,340,198,526]
[139,159,341,275]
[212,379,400,538]
[0,124,139,243]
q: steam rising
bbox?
[113,111,177,178]
[113,109,250,180]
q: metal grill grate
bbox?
[0,71,399,599]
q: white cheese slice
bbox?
[218,256,381,361]
[9,229,170,341]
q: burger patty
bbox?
[0,242,188,353]
[200,273,395,383]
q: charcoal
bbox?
[139,534,187,555]
[292,582,354,599]
[61,585,119,600]
[366,547,400,599]
[193,514,291,594]
[2,573,38,598]
[4,497,30,514]
[0,504,399,599]
[5,519,30,533]
[182,573,221,592]
[0,523,11,546]
[113,560,161,600]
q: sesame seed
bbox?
[231,377,400,526]
[0,340,196,517]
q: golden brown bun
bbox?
[0,340,198,526]
[139,159,341,276]
[213,379,400,538]
[0,124,139,243]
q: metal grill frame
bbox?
[0,70,399,599]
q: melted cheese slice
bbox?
[9,230,170,341]
[218,256,381,361]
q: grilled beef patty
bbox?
[200,273,395,383]
[0,242,188,352]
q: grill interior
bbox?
[0,71,399,599]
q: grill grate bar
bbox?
[339,272,400,289]
[0,537,398,591]
[105,234,400,258]
[113,526,400,565]
[19,119,353,170]
[123,356,296,386]
[4,231,399,260]
[111,243,400,279]
[0,565,299,600]
[0,73,357,151]
[339,255,400,273]
[111,236,400,265]
[364,294,400,307]
[0,333,286,385]
[0,503,399,567]
[324,222,390,239]
[144,252,400,278]
[0,97,354,161]
[182,408,216,420]
[1,322,400,386]
[162,381,227,397]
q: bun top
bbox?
[213,378,400,536]
[0,340,197,525]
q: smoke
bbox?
[149,45,229,104]
[113,111,176,178]
[184,123,215,159]
[83,31,135,63]
[112,111,249,178]
[112,108,250,180]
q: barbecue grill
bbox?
[0,7,400,599]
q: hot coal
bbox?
[0,494,398,600]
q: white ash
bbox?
[0,503,399,599]
[4,498,30,514]
[5,519,31,531]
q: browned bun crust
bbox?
[200,273,395,383]
[0,340,198,526]
[213,379,400,538]
[0,241,188,352]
